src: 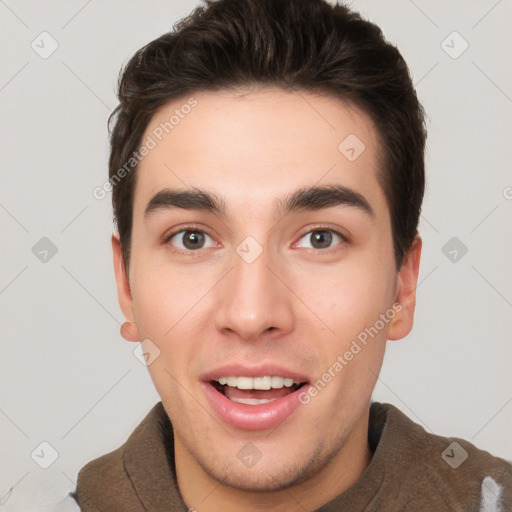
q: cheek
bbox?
[298,258,394,337]
[130,259,205,336]
[129,261,213,386]
[131,267,198,411]
[292,260,396,399]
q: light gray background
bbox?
[1,0,511,501]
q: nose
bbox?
[213,244,295,343]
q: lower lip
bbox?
[202,381,309,431]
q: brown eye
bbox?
[296,229,345,250]
[168,230,214,251]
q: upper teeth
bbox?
[216,376,300,390]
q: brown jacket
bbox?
[73,401,512,511]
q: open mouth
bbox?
[210,376,308,405]
[202,373,311,430]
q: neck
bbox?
[175,406,372,512]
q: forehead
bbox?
[134,87,387,221]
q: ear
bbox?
[112,232,140,342]
[387,235,422,341]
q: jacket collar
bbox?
[120,400,394,510]
[123,401,187,509]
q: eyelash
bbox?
[163,224,348,256]
[163,225,350,257]
[295,225,348,252]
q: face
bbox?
[112,87,421,493]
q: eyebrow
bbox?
[143,184,375,221]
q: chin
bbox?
[211,467,304,493]
[198,443,326,493]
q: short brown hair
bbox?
[108,0,426,272]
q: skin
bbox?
[112,86,422,511]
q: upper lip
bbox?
[200,363,311,383]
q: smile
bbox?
[202,373,310,430]
[212,375,305,404]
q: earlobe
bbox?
[387,235,422,341]
[112,233,141,342]
[120,321,140,342]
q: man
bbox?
[73,0,512,510]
